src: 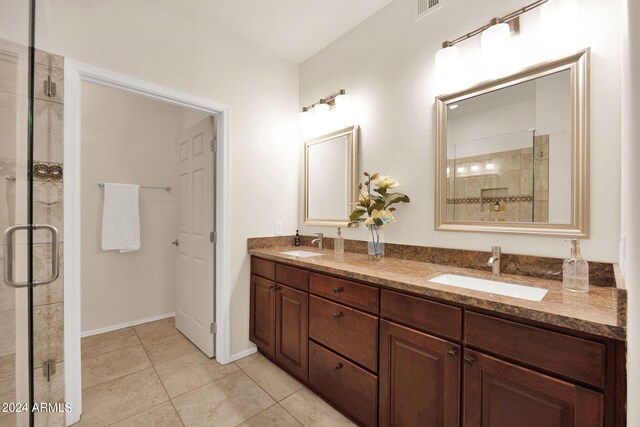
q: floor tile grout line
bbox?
[133,325,186,427]
[166,367,241,401]
[103,400,173,427]
[80,341,142,363]
[81,363,153,393]
[237,358,304,403]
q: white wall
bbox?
[621,0,639,424]
[2,0,301,355]
[300,0,622,262]
[80,82,185,333]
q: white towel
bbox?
[101,183,141,253]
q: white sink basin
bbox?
[430,274,547,302]
[280,250,324,258]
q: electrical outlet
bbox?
[275,222,283,236]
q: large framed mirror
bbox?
[304,125,359,226]
[435,49,590,237]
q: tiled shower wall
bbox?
[446,135,550,223]
[0,46,64,426]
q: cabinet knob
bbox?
[446,350,458,360]
[332,312,343,319]
[268,285,275,290]
[274,284,281,291]
[463,356,475,367]
[333,286,343,294]
[332,363,343,371]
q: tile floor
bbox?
[78,317,356,426]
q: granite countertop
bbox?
[249,246,626,341]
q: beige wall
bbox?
[80,82,187,333]
[300,0,622,262]
[0,0,302,355]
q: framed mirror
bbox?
[435,49,590,237]
[304,125,359,226]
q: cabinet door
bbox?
[379,320,460,427]
[275,284,309,380]
[463,351,603,427]
[250,274,276,358]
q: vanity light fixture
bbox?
[299,106,311,128]
[300,89,349,116]
[486,163,495,170]
[470,164,480,172]
[435,0,550,75]
[314,99,330,117]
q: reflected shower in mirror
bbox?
[304,125,358,226]
[446,70,571,224]
[435,49,590,237]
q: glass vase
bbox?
[367,225,385,258]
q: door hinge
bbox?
[210,137,217,152]
[210,231,216,243]
[42,359,56,382]
[210,322,217,334]
[43,75,57,97]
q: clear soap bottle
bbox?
[563,239,589,293]
[334,227,344,255]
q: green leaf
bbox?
[363,171,370,177]
[374,187,387,197]
[384,193,410,208]
[388,207,396,212]
[373,217,384,226]
[349,210,366,222]
[370,172,379,180]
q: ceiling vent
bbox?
[415,0,444,21]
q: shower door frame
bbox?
[63,60,232,425]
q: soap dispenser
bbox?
[334,227,344,255]
[294,230,301,247]
[563,239,589,293]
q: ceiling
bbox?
[167,0,394,63]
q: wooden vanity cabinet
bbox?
[275,284,308,379]
[250,261,309,380]
[249,274,276,358]
[379,320,460,427]
[463,350,603,427]
[250,257,623,427]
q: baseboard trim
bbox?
[81,312,176,338]
[228,347,257,363]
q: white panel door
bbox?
[175,116,215,357]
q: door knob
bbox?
[171,240,179,246]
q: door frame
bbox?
[63,59,232,425]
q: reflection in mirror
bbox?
[446,70,571,224]
[435,49,590,237]
[304,126,358,226]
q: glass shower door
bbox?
[1,1,60,425]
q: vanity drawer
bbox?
[276,264,309,291]
[310,273,379,314]
[381,290,462,341]
[309,295,378,371]
[251,257,275,281]
[309,341,378,427]
[465,311,606,388]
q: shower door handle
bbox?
[3,224,59,288]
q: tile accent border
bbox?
[247,235,618,288]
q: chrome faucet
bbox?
[487,246,501,276]
[311,233,323,251]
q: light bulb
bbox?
[298,108,311,129]
[486,163,495,170]
[334,91,351,112]
[435,44,461,93]
[471,165,480,172]
[540,0,579,55]
[314,102,330,117]
[481,20,511,78]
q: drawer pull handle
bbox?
[463,356,475,367]
[333,286,344,294]
[446,350,458,360]
[332,363,343,371]
[332,312,343,319]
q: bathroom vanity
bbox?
[248,246,626,427]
